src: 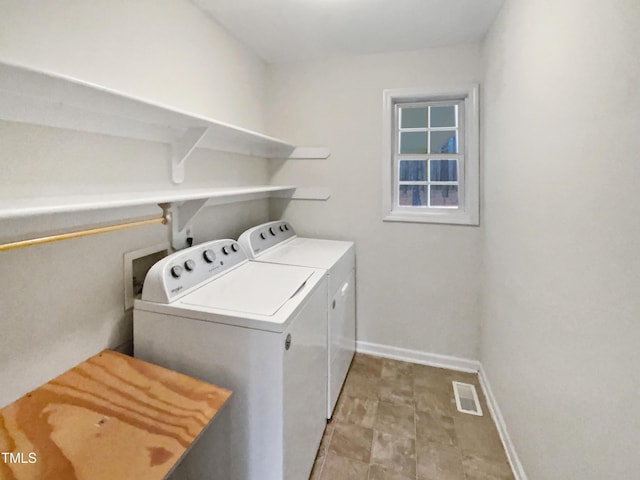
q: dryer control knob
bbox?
[279,225,284,232]
[231,243,239,252]
[184,259,196,271]
[222,246,230,255]
[203,249,216,263]
[283,224,289,231]
[269,227,276,236]
[170,265,183,278]
[260,232,267,240]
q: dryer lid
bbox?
[179,261,314,316]
[258,237,353,270]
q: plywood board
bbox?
[0,350,231,480]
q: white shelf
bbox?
[0,61,329,183]
[0,186,296,220]
[0,61,331,249]
[0,185,300,249]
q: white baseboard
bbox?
[356,340,481,373]
[355,340,526,480]
[478,367,528,480]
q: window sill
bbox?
[383,211,479,226]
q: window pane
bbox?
[400,107,427,128]
[399,160,427,181]
[430,160,458,182]
[400,132,427,154]
[430,185,459,207]
[430,130,457,153]
[399,185,427,206]
[430,106,456,128]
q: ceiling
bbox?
[192,0,505,63]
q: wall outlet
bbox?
[124,243,170,311]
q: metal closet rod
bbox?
[0,215,167,252]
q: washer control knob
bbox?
[222,246,230,255]
[269,227,276,236]
[283,224,289,231]
[184,259,196,271]
[260,232,267,240]
[279,225,284,232]
[231,243,239,252]
[170,265,183,278]
[203,249,216,263]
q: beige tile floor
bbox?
[310,354,515,480]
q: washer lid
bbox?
[180,261,314,316]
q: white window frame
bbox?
[382,85,479,225]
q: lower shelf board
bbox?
[0,185,297,220]
[275,186,332,201]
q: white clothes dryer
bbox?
[238,221,355,419]
[134,239,327,480]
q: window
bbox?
[382,85,479,225]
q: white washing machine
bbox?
[238,221,355,419]
[134,239,327,480]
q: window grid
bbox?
[397,103,460,155]
[394,101,464,210]
[397,159,459,208]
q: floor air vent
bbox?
[452,381,483,416]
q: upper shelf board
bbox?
[0,61,329,162]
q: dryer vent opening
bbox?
[452,381,483,416]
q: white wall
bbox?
[0,0,271,407]
[481,0,640,478]
[0,0,265,130]
[266,45,483,360]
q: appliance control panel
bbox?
[237,221,296,258]
[140,239,246,304]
